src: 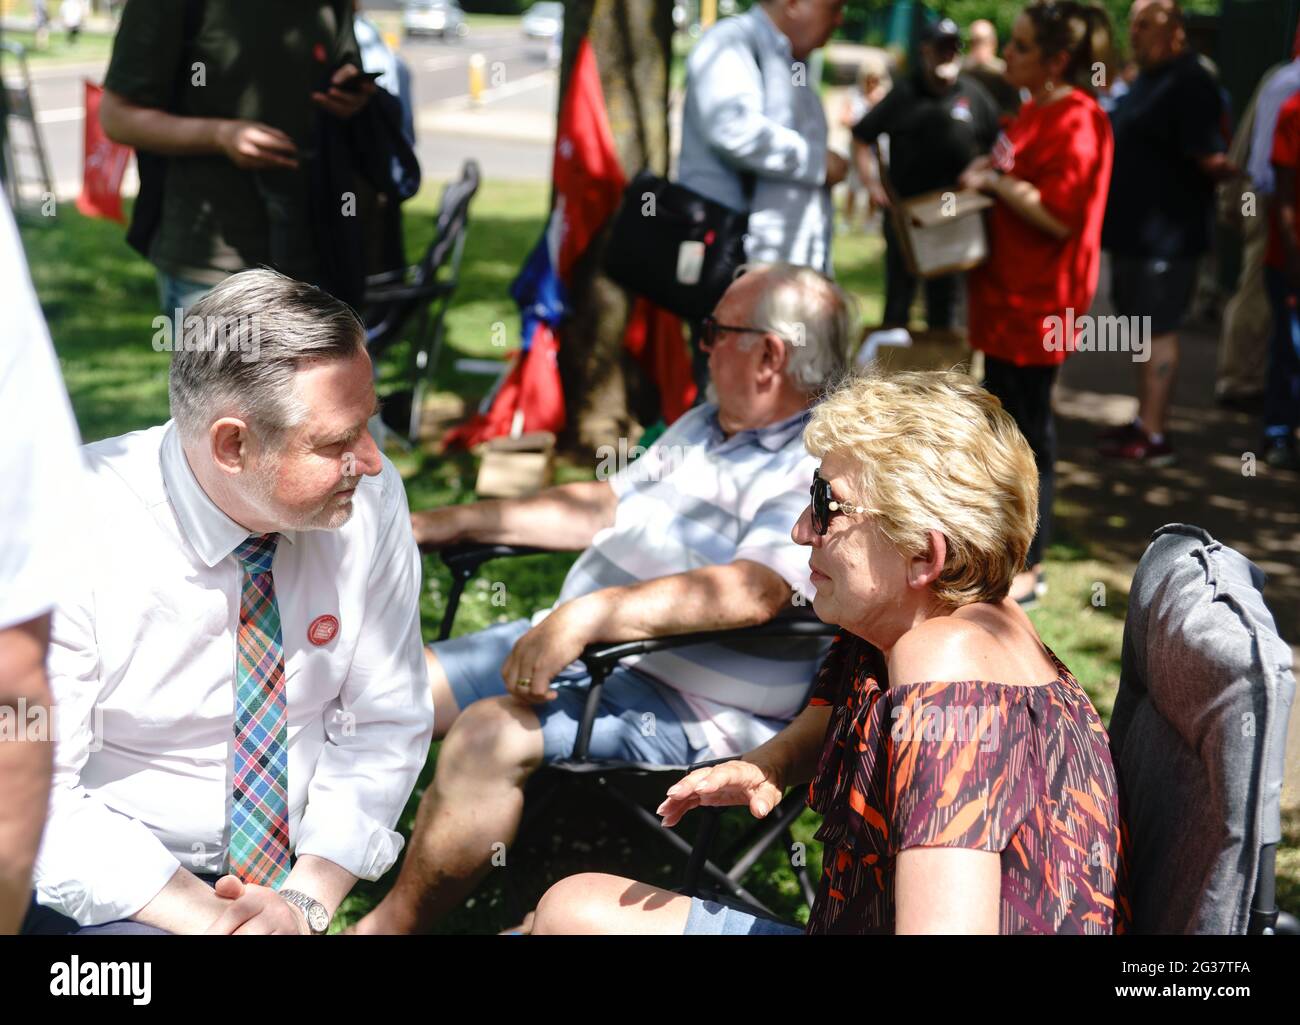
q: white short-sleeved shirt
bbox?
[555,403,826,755]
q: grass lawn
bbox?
[19,175,1296,931]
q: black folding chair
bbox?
[434,542,836,923]
[363,158,480,444]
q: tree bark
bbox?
[555,0,675,454]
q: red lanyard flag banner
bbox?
[443,37,694,450]
[75,82,130,224]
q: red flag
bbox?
[549,38,626,282]
[76,82,130,224]
[623,298,697,424]
[440,324,565,450]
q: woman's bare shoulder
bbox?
[887,605,1053,689]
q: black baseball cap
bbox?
[919,17,962,45]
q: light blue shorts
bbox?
[433,618,713,765]
[682,897,803,935]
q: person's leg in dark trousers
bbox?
[1262,267,1300,462]
[923,271,958,330]
[882,214,917,327]
[982,355,1058,594]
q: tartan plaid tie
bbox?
[229,533,291,888]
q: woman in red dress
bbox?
[960,2,1115,605]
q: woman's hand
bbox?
[656,759,784,828]
[958,155,999,193]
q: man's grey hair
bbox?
[738,263,855,393]
[168,269,364,445]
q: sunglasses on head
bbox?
[810,469,867,535]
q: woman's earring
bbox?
[1045,78,1055,91]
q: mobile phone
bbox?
[338,71,384,93]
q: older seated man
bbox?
[23,270,434,936]
[353,263,852,934]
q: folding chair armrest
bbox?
[568,618,835,762]
[577,618,837,676]
[364,279,454,306]
[364,268,408,288]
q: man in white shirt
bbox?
[677,0,849,272]
[0,195,85,934]
[353,263,851,934]
[23,269,433,935]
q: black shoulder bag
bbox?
[602,32,762,322]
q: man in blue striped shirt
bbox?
[354,264,853,933]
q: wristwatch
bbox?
[279,889,331,935]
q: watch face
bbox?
[307,904,330,933]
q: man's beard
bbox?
[243,454,358,532]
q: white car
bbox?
[521,2,563,41]
[403,0,468,40]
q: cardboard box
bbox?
[474,431,556,498]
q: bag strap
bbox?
[737,19,764,206]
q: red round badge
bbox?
[313,43,328,63]
[308,615,339,646]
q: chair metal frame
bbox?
[363,158,480,444]
[433,542,834,922]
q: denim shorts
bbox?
[682,897,803,935]
[433,619,713,765]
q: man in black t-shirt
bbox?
[1099,0,1235,464]
[100,0,375,314]
[852,18,1001,329]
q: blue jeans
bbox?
[1263,266,1300,436]
[156,272,213,316]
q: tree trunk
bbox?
[555,0,675,455]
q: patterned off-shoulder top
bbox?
[803,631,1131,935]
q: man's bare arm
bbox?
[502,560,800,700]
[0,616,55,934]
[569,559,794,641]
[99,90,299,170]
[131,866,231,934]
[412,479,618,552]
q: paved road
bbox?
[3,26,554,198]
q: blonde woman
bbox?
[523,371,1129,935]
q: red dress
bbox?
[967,90,1114,366]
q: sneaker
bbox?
[1263,436,1300,471]
[1098,420,1144,446]
[1100,429,1176,466]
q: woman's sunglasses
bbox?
[810,470,867,535]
